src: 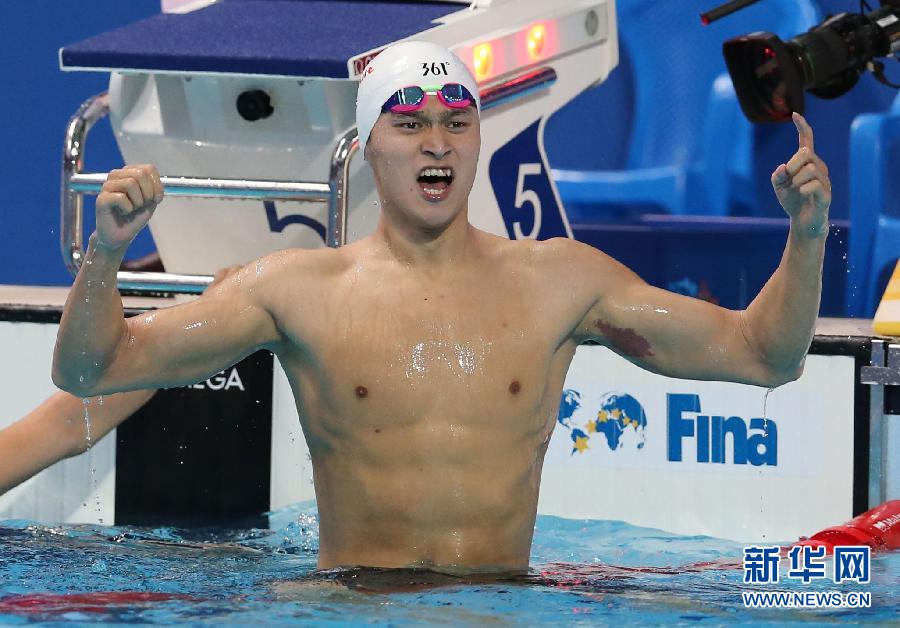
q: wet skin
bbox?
[54,103,830,574]
[275,232,578,573]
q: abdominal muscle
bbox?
[282,339,569,575]
[310,419,551,574]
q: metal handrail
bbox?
[69,174,331,202]
[61,93,359,293]
[62,93,110,277]
[60,65,555,294]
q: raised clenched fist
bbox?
[95,165,164,250]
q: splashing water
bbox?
[762,387,774,436]
[758,387,777,534]
[81,399,103,525]
[82,398,93,449]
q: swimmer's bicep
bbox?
[100,283,281,392]
[584,279,776,385]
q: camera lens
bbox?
[236,90,274,121]
[723,34,805,122]
[723,4,900,123]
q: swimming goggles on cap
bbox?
[381,83,476,114]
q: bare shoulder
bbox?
[248,246,354,289]
[486,235,621,279]
[200,246,355,320]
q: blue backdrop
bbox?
[0,0,160,286]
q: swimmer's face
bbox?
[366,97,480,230]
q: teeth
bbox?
[420,168,452,178]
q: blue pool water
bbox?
[0,502,897,625]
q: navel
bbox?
[509,380,521,395]
[355,385,368,399]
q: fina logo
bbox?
[667,393,777,466]
[557,389,648,455]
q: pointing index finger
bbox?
[793,112,814,152]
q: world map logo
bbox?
[557,389,648,455]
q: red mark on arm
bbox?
[593,319,654,358]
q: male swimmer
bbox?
[52,41,831,576]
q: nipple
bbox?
[355,385,369,398]
[509,380,521,395]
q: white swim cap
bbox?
[355,41,480,153]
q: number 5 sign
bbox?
[489,119,572,240]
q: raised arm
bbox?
[52,166,283,396]
[569,113,830,387]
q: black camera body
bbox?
[723,0,900,122]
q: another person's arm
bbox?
[3,265,244,496]
[52,166,284,396]
[0,390,156,495]
[567,113,830,387]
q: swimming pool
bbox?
[1,501,896,625]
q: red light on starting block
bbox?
[527,24,546,58]
[473,43,493,80]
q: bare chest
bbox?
[287,281,568,431]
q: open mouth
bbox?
[417,167,454,201]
